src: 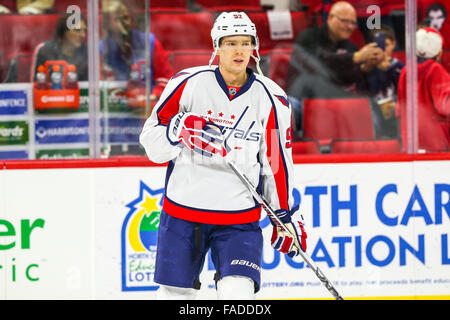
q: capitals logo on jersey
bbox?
[203,106,262,147]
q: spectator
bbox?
[359,24,404,138]
[425,2,447,31]
[363,25,404,98]
[100,0,173,104]
[34,12,88,80]
[321,0,396,43]
[396,27,450,152]
[286,1,383,136]
[421,1,450,50]
[0,0,54,14]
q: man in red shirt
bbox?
[396,27,450,152]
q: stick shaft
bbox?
[227,160,343,300]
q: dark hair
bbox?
[369,24,396,42]
[52,13,87,43]
[426,3,447,19]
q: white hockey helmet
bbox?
[211,11,259,50]
[209,11,263,75]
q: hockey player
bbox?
[139,12,307,300]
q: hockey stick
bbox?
[226,159,344,300]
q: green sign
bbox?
[0,120,29,145]
[100,86,129,112]
[0,218,45,282]
[78,87,89,112]
[35,148,89,159]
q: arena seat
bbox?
[247,11,311,54]
[16,53,33,83]
[3,52,33,83]
[150,12,214,52]
[54,0,188,12]
[0,0,14,11]
[322,1,392,17]
[349,27,366,49]
[0,14,60,61]
[391,51,405,64]
[388,0,405,11]
[148,0,187,12]
[298,0,323,13]
[441,51,450,74]
[292,140,321,154]
[268,49,291,91]
[29,42,46,82]
[117,0,187,12]
[194,0,262,11]
[331,139,401,154]
[53,0,87,12]
[303,98,375,142]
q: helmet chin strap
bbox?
[208,47,218,68]
[251,49,264,76]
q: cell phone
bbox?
[374,32,386,51]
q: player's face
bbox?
[217,35,254,75]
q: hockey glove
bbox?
[270,209,307,257]
[167,112,227,157]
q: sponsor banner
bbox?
[34,81,131,114]
[0,168,95,299]
[0,90,28,115]
[0,150,28,160]
[39,94,75,104]
[100,86,128,112]
[94,166,167,299]
[34,117,145,146]
[0,161,449,299]
[35,118,89,144]
[109,161,450,299]
[253,161,450,299]
[101,117,145,144]
[80,81,129,112]
[0,120,29,145]
[35,148,89,159]
[81,81,150,112]
[121,181,164,292]
[78,82,89,112]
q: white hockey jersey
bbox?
[140,66,296,225]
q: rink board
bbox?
[0,156,449,299]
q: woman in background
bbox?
[34,12,88,81]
